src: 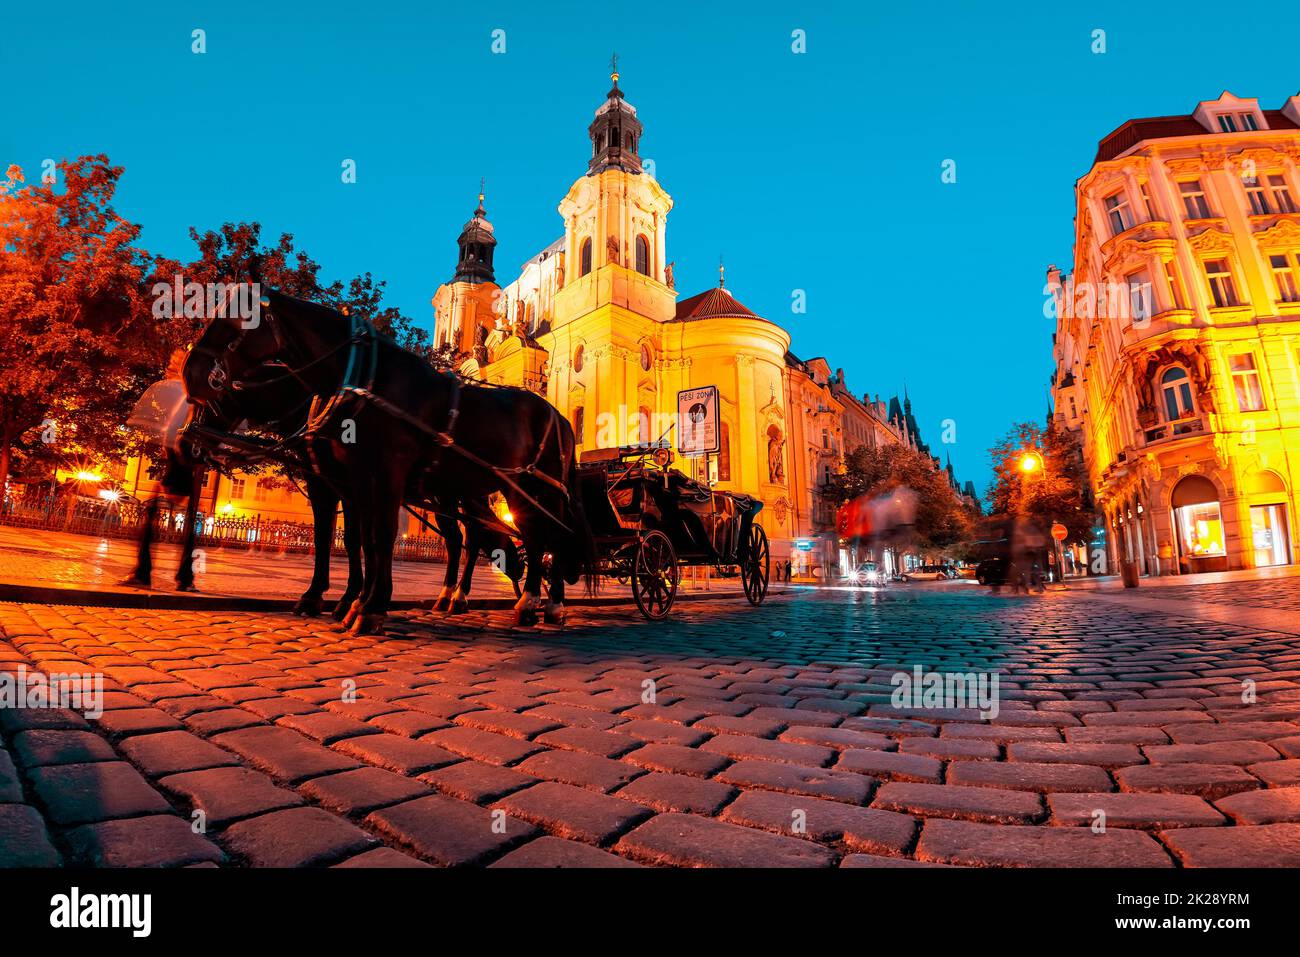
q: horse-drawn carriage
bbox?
[577,443,770,619]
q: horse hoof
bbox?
[339,600,363,629]
[175,582,197,593]
[349,613,386,636]
[447,596,470,615]
[293,596,323,617]
[542,603,566,626]
[432,596,451,612]
[515,608,539,627]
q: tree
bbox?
[985,420,1093,544]
[822,443,974,554]
[0,158,168,492]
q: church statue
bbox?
[607,234,620,266]
[767,432,785,484]
[513,300,528,339]
[473,324,489,365]
[556,251,565,290]
[665,261,675,289]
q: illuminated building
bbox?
[1050,92,1300,573]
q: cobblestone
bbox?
[6,577,1300,867]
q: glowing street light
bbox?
[1019,451,1044,474]
[75,471,103,483]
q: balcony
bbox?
[1141,416,1205,447]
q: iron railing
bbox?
[0,494,450,563]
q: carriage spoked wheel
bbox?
[740,524,770,606]
[632,530,678,620]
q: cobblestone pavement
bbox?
[4,581,1300,868]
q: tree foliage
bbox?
[0,158,167,489]
[984,420,1093,544]
[821,443,975,553]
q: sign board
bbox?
[1051,522,1068,542]
[677,386,720,456]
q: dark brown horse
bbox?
[182,280,594,634]
[187,354,525,622]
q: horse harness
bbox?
[303,310,577,535]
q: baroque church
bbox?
[430,70,962,572]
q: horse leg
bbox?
[332,497,364,622]
[340,500,372,631]
[126,496,160,587]
[510,507,546,627]
[543,562,567,626]
[175,472,201,591]
[295,476,336,617]
[352,484,400,636]
[433,512,462,613]
[449,518,483,615]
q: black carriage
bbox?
[578,444,770,619]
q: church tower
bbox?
[431,184,502,367]
[552,65,675,326]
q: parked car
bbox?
[974,556,1010,586]
[849,561,886,586]
[902,564,951,582]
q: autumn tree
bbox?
[0,158,168,492]
[822,442,974,554]
[985,420,1094,544]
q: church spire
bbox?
[588,58,644,175]
[452,181,496,285]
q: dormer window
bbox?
[1217,112,1259,132]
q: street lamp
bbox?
[1018,451,1043,474]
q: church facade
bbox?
[431,71,960,575]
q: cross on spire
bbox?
[609,51,619,81]
[718,254,725,288]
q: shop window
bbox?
[1176,502,1226,557]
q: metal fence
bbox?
[0,494,450,564]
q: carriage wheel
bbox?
[632,530,678,620]
[740,524,770,606]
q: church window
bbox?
[718,423,731,482]
[580,238,592,276]
[635,235,650,276]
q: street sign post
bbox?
[677,386,720,457]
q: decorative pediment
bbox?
[1186,226,1235,255]
[1229,146,1290,174]
[1164,158,1205,176]
[1253,217,1300,249]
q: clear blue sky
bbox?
[5,1,1298,493]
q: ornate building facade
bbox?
[1051,92,1300,574]
[432,71,959,574]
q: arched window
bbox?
[580,238,592,277]
[1160,366,1195,421]
[718,422,731,482]
[635,235,650,276]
